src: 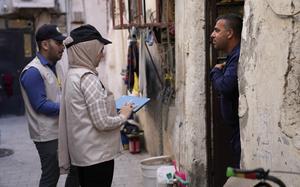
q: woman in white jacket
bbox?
[58,24,133,187]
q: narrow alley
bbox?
[0,115,149,187]
[0,0,300,186]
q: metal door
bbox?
[0,29,34,115]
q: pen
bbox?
[129,100,134,107]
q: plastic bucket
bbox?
[140,155,172,187]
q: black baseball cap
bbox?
[36,24,66,42]
[65,24,112,48]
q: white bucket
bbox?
[140,155,172,187]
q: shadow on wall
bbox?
[145,58,161,99]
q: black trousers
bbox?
[35,139,80,187]
[65,165,80,187]
[77,159,114,187]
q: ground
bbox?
[0,115,149,187]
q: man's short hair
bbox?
[37,41,42,51]
[217,14,243,39]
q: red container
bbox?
[129,137,140,153]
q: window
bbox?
[111,0,170,29]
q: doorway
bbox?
[205,0,244,186]
[0,20,35,116]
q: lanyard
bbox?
[56,76,62,91]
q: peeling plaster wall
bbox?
[239,0,300,185]
[137,101,163,156]
[175,0,207,186]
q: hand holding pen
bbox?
[120,101,134,119]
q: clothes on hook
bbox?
[125,40,139,93]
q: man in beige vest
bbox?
[20,24,78,187]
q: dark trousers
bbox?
[65,165,80,187]
[77,159,114,187]
[35,139,80,187]
[35,140,60,187]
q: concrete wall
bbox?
[66,0,122,92]
[135,34,165,156]
[239,0,300,185]
[174,0,207,186]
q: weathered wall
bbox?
[239,0,300,185]
[67,0,115,89]
[136,35,165,156]
[175,0,207,186]
[104,27,127,98]
[105,3,164,155]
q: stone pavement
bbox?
[0,115,149,187]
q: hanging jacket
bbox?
[126,40,139,92]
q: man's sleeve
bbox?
[210,59,238,95]
[20,67,59,116]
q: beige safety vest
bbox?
[20,57,62,142]
[62,68,123,167]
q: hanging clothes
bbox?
[2,72,14,97]
[125,40,139,93]
[132,72,139,95]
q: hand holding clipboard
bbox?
[116,96,150,113]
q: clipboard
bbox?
[116,95,150,113]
